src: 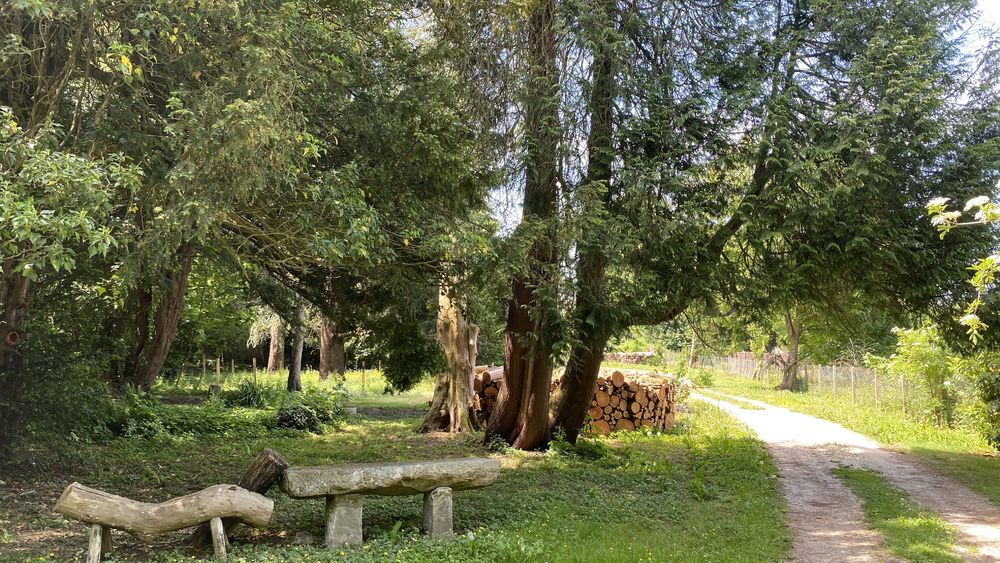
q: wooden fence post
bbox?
[900,376,906,413]
[833,365,838,400]
[851,368,857,404]
[874,371,879,409]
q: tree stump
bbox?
[190,448,288,547]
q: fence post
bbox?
[816,365,821,393]
[900,376,906,414]
[252,357,257,385]
[874,371,879,409]
[851,368,857,404]
[833,365,838,400]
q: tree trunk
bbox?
[121,287,153,386]
[549,1,615,443]
[0,260,31,459]
[318,317,345,381]
[484,0,560,451]
[132,244,195,391]
[777,310,802,391]
[267,321,285,372]
[287,305,304,392]
[419,288,480,433]
[190,448,288,547]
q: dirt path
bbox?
[694,391,1000,562]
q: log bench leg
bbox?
[101,526,112,555]
[87,524,103,563]
[210,516,227,561]
[422,486,454,538]
[325,494,363,547]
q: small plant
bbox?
[226,379,283,409]
[275,404,321,432]
[485,434,512,453]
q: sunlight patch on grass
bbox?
[833,466,960,562]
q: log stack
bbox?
[472,366,503,423]
[473,368,676,435]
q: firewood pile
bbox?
[604,351,656,364]
[473,366,504,422]
[473,367,676,435]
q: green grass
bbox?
[696,389,765,410]
[708,373,1000,505]
[0,395,788,562]
[833,467,960,562]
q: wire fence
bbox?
[693,354,913,412]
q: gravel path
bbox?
[694,391,1000,562]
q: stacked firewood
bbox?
[473,366,504,423]
[473,367,676,435]
[603,351,656,364]
[571,370,676,435]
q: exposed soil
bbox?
[696,391,1000,562]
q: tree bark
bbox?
[267,321,285,372]
[484,0,561,451]
[53,483,273,540]
[0,259,31,459]
[190,448,288,547]
[549,0,615,443]
[777,310,802,391]
[121,287,153,386]
[132,244,195,391]
[419,288,480,433]
[318,317,345,381]
[287,304,305,392]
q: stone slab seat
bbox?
[280,457,500,547]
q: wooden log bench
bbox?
[280,457,500,547]
[53,482,273,562]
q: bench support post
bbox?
[325,494,363,547]
[210,516,227,561]
[87,524,103,563]
[422,487,454,538]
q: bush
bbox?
[275,404,321,432]
[225,379,283,409]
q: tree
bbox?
[0,109,138,456]
[485,0,562,450]
[419,287,481,433]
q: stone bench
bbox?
[53,482,273,562]
[280,457,500,547]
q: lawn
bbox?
[706,373,1000,506]
[0,371,789,562]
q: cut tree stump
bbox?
[190,448,288,547]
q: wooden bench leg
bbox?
[422,487,454,538]
[101,526,112,556]
[210,516,227,561]
[325,494,363,547]
[87,524,103,563]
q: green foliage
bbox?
[275,404,321,433]
[225,379,283,410]
[0,107,138,280]
[867,326,962,427]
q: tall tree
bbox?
[485,0,562,450]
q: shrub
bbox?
[225,379,283,409]
[275,404,321,432]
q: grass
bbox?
[833,466,961,562]
[707,373,1000,506]
[696,389,765,410]
[0,375,790,562]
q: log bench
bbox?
[280,457,500,547]
[53,482,273,562]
